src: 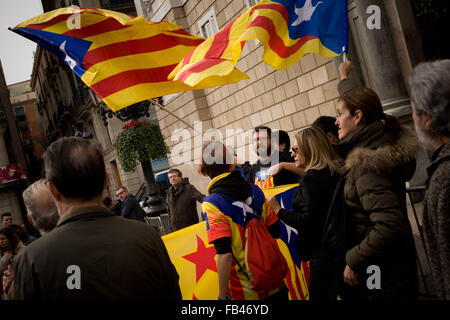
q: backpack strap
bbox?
[231,251,251,280]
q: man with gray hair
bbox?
[22,179,59,235]
[409,59,450,300]
[13,137,181,300]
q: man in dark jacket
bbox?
[166,169,205,232]
[116,186,146,223]
[410,60,450,300]
[13,137,181,300]
[247,127,302,186]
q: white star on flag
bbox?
[59,40,77,69]
[232,197,254,219]
[292,0,323,26]
[279,197,298,244]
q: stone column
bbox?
[337,0,412,120]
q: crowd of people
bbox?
[0,59,448,300]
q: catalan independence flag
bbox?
[169,0,348,87]
[162,184,310,300]
[11,7,245,112]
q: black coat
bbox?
[13,206,181,300]
[121,194,146,223]
[277,168,339,261]
[166,178,205,232]
[246,150,299,186]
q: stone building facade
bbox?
[135,0,429,193]
[0,61,28,225]
[8,80,45,181]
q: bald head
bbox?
[22,179,59,234]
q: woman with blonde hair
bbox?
[268,126,345,300]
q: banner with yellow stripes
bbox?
[162,184,309,300]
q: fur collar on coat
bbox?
[336,121,419,175]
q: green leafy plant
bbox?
[415,0,448,18]
[115,121,169,173]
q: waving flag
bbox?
[11,7,246,112]
[169,0,348,87]
[162,183,310,300]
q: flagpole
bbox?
[151,99,203,136]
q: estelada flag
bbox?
[169,0,348,87]
[10,7,246,112]
[162,184,310,300]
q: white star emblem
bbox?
[232,198,254,219]
[291,0,323,27]
[279,198,298,243]
[59,40,77,69]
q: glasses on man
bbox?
[116,190,125,197]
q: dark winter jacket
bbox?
[13,206,181,300]
[246,150,299,186]
[166,178,205,232]
[335,121,419,299]
[121,194,146,223]
[422,140,450,299]
[277,168,340,261]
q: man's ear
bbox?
[47,181,63,202]
[423,111,432,130]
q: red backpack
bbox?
[233,202,288,291]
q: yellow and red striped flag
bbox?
[162,184,310,300]
[10,7,247,111]
[169,0,348,87]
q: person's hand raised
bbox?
[339,56,353,80]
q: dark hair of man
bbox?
[168,168,182,177]
[253,126,272,138]
[312,116,339,140]
[273,130,291,151]
[1,213,12,221]
[43,137,106,200]
[103,197,112,207]
[117,186,127,192]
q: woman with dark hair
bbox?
[334,86,419,300]
[198,141,287,300]
[267,126,344,300]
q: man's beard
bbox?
[415,122,439,152]
[256,145,271,158]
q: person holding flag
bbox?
[267,126,344,300]
[198,141,288,300]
